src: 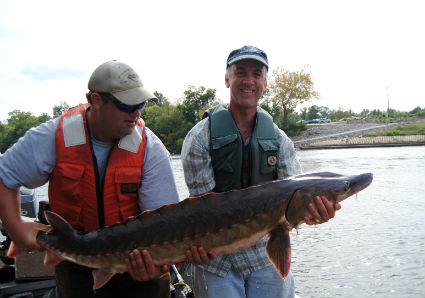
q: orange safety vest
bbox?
[49,104,146,231]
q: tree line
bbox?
[1,66,424,154]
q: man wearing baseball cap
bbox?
[181,46,341,298]
[0,60,211,297]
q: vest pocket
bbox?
[115,167,141,198]
[55,163,85,199]
[211,134,238,173]
[258,139,279,175]
[115,167,141,220]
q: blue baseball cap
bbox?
[226,45,269,70]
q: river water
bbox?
[26,146,425,297]
[170,146,425,298]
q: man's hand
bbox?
[185,246,216,265]
[6,220,48,258]
[126,249,169,281]
[304,195,341,225]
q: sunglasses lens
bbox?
[113,98,146,113]
[100,93,147,113]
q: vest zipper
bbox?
[86,111,109,228]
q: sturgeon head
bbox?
[285,172,373,228]
[265,172,373,278]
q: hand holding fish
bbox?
[185,246,216,265]
[304,195,342,225]
[5,218,48,257]
[126,246,216,281]
[126,249,170,281]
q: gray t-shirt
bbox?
[0,117,180,211]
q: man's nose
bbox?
[242,74,255,84]
[129,108,141,117]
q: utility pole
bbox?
[385,86,390,119]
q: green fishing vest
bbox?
[206,104,279,192]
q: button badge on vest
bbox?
[267,155,277,166]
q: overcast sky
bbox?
[1,0,424,122]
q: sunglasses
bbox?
[100,93,147,113]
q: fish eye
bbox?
[344,182,350,192]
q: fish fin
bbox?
[7,241,24,258]
[92,269,115,290]
[266,225,291,278]
[44,211,74,232]
[43,250,65,266]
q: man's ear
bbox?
[225,74,230,88]
[90,92,102,109]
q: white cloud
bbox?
[1,0,424,122]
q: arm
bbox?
[0,119,58,253]
[137,127,180,210]
[181,119,215,195]
[0,179,47,254]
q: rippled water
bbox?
[171,146,425,298]
[293,147,425,298]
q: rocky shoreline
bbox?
[290,120,425,149]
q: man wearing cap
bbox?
[0,60,211,297]
[181,46,341,298]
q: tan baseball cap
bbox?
[88,60,158,105]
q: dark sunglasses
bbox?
[100,93,146,113]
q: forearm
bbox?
[0,178,47,252]
[0,178,22,233]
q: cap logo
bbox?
[128,73,139,82]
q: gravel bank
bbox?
[290,120,412,148]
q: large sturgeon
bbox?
[8,171,372,289]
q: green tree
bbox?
[141,96,192,154]
[52,101,70,117]
[0,110,51,153]
[307,105,320,120]
[409,106,424,116]
[153,91,167,106]
[369,109,384,118]
[280,113,304,136]
[268,65,320,125]
[300,107,308,120]
[259,88,281,123]
[180,86,218,126]
[318,106,330,118]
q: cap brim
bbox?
[227,55,268,69]
[112,86,158,105]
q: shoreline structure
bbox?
[291,120,425,150]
